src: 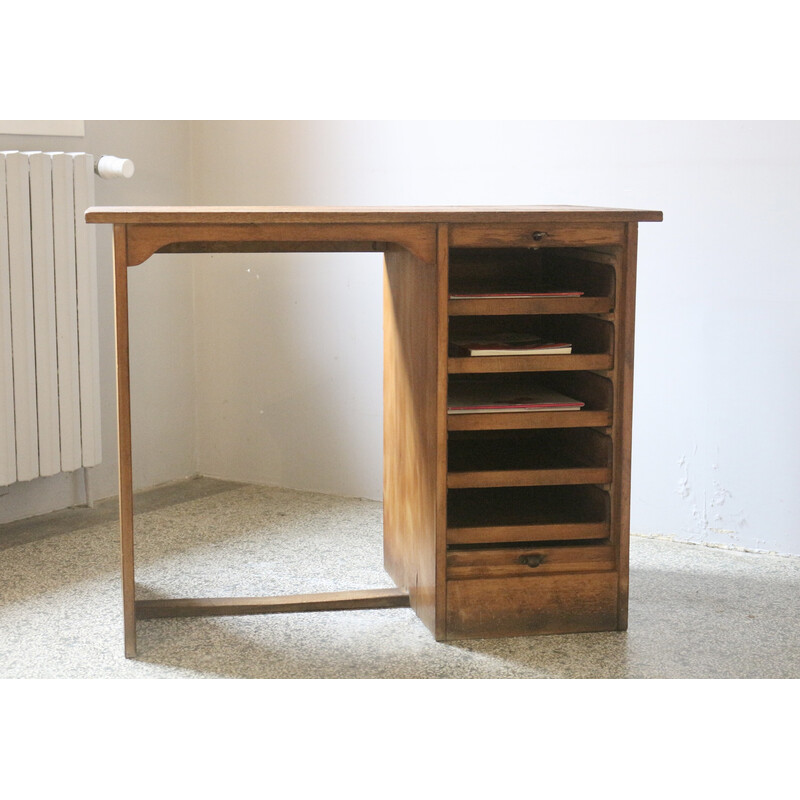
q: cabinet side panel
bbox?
[614,223,639,629]
[383,239,441,635]
[435,226,449,638]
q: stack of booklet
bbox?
[447,383,584,414]
[450,332,572,357]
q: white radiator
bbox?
[1,151,104,486]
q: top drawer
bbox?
[449,222,625,249]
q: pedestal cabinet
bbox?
[381,211,660,640]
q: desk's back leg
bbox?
[112,224,136,658]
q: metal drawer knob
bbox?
[531,231,548,242]
[518,553,544,568]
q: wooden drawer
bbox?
[449,222,625,249]
[446,571,619,639]
[446,543,615,580]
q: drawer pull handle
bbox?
[518,553,544,568]
[531,230,549,242]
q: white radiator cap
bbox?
[95,155,135,179]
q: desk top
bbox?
[86,205,663,225]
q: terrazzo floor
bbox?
[1,478,799,679]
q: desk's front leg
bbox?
[112,224,137,658]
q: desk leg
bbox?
[112,225,136,658]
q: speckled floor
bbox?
[1,478,798,679]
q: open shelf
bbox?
[446,371,613,431]
[448,314,614,373]
[446,485,610,545]
[448,247,616,316]
[447,428,612,488]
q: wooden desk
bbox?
[86,206,662,657]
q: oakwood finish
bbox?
[86,205,661,657]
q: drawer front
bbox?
[446,571,619,639]
[449,222,625,249]
[446,544,615,580]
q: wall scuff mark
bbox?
[677,451,746,544]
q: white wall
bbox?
[4,120,799,558]
[190,122,384,499]
[190,121,800,556]
[0,120,197,523]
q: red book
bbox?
[449,289,584,299]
